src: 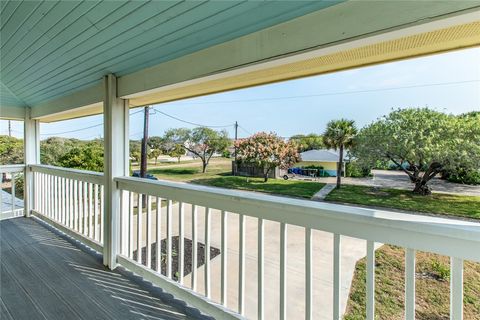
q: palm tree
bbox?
[323,119,357,188]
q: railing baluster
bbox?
[69,179,73,229]
[166,199,173,278]
[78,181,83,233]
[280,222,287,320]
[47,175,50,217]
[129,192,134,259]
[74,180,78,231]
[62,177,66,224]
[94,184,99,241]
[305,227,312,320]
[238,213,245,315]
[258,218,264,320]
[191,204,198,290]
[221,210,227,306]
[405,248,416,320]
[100,185,104,244]
[333,234,341,320]
[146,195,152,269]
[120,189,126,255]
[205,207,211,298]
[450,257,464,320]
[178,202,184,284]
[137,194,143,264]
[11,173,15,217]
[366,240,375,320]
[83,181,88,235]
[53,175,57,220]
[88,183,93,238]
[155,197,162,273]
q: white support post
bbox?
[24,107,40,217]
[103,73,129,269]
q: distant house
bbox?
[300,149,350,177]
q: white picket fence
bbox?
[2,164,479,320]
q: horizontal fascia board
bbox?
[0,105,26,120]
[30,83,103,121]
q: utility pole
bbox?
[234,121,238,159]
[8,120,12,136]
[140,106,150,179]
[233,121,238,176]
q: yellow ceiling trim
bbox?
[129,21,480,108]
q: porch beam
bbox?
[0,105,26,120]
[24,108,40,217]
[103,74,129,269]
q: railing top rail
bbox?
[0,164,25,173]
[30,164,104,185]
[116,176,480,262]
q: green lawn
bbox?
[147,159,324,199]
[325,185,480,220]
[192,176,324,199]
[344,245,480,320]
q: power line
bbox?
[40,123,103,136]
[168,79,480,105]
[39,108,145,137]
[237,124,252,136]
[151,108,233,128]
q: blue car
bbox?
[132,170,158,180]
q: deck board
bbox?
[0,218,195,320]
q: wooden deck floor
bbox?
[0,217,199,320]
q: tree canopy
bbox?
[289,133,324,152]
[352,108,480,194]
[0,135,23,165]
[163,127,230,172]
[235,132,299,182]
[58,141,104,172]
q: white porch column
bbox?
[24,107,40,217]
[103,74,129,269]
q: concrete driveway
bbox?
[315,170,480,196]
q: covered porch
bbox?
[1,2,480,319]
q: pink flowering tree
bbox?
[235,132,300,182]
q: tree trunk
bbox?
[263,166,270,182]
[412,162,442,195]
[177,156,181,163]
[336,145,343,189]
[202,160,207,173]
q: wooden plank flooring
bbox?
[0,218,197,320]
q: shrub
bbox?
[346,161,371,177]
[444,169,480,185]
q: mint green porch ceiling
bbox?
[0,0,344,109]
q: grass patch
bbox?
[147,159,324,199]
[344,245,480,320]
[147,159,231,182]
[192,176,324,199]
[325,185,480,220]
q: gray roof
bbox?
[300,149,349,162]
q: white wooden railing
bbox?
[114,176,480,320]
[30,165,104,251]
[0,164,25,220]
[3,164,479,320]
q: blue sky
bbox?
[3,47,479,140]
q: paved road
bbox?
[315,170,479,196]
